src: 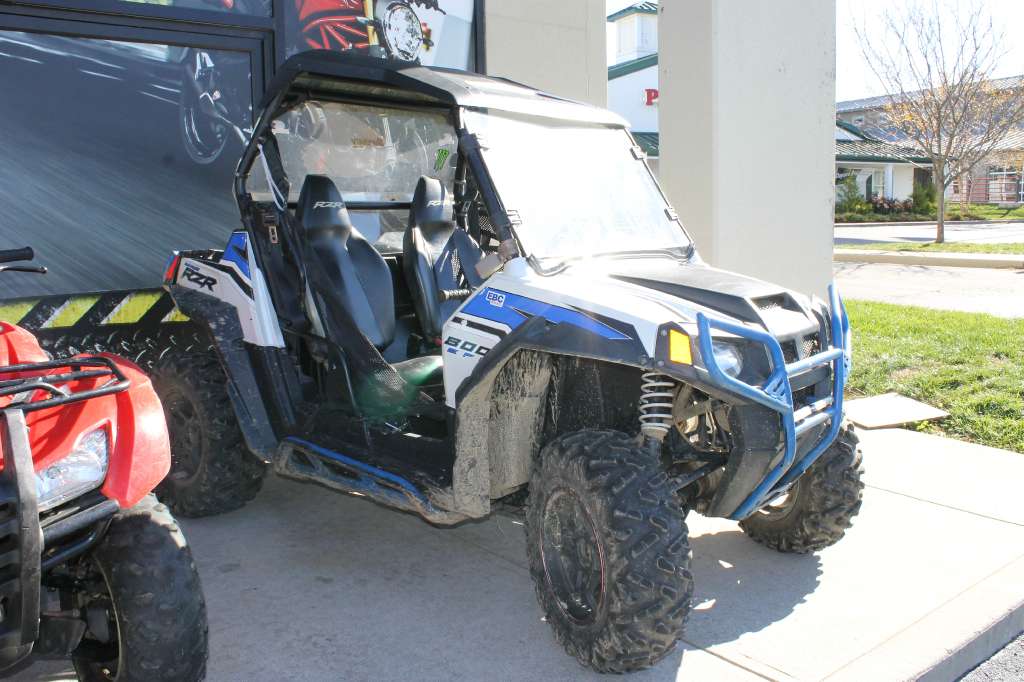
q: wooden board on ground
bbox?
[845,392,949,429]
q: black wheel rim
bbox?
[539,488,606,625]
[165,389,203,487]
[181,83,228,162]
[73,560,122,680]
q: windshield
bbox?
[248,99,458,204]
[461,110,691,261]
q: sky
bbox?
[605,0,1024,103]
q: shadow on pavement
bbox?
[686,529,822,648]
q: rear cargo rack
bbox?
[0,356,130,413]
[696,284,850,520]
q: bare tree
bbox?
[855,0,1024,242]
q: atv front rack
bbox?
[0,357,130,413]
[696,284,850,520]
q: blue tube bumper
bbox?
[695,283,851,520]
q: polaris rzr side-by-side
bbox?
[159,51,863,673]
[0,249,207,681]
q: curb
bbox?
[825,555,1024,682]
[834,249,1024,269]
[835,219,1023,227]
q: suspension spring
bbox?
[639,372,677,442]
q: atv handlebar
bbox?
[0,247,33,264]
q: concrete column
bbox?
[884,163,895,199]
[658,1,836,296]
[483,0,606,107]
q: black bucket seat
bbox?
[402,176,484,341]
[295,175,442,389]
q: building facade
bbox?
[837,76,1024,205]
[835,120,932,201]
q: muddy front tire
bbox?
[525,430,693,673]
[71,495,207,682]
[151,349,266,518]
[739,424,864,553]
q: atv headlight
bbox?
[36,429,109,512]
[711,341,743,378]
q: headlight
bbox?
[36,429,109,512]
[711,341,744,378]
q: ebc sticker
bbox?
[485,291,505,308]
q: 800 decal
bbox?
[444,336,490,358]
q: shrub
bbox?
[911,181,937,214]
[835,175,869,214]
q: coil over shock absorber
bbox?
[639,371,676,448]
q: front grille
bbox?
[802,333,821,358]
[755,295,785,311]
[781,341,798,363]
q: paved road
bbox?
[835,222,1024,245]
[0,32,240,299]
[11,426,1024,682]
[834,261,1024,317]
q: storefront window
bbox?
[0,31,254,297]
[122,0,271,16]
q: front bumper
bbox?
[696,284,851,520]
[0,410,42,670]
[0,412,119,670]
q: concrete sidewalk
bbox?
[833,249,1024,269]
[16,429,1024,681]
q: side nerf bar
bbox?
[696,283,851,520]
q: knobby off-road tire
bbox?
[151,348,266,517]
[72,495,208,682]
[525,430,693,673]
[739,423,864,553]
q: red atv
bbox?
[0,248,207,681]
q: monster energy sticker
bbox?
[434,147,451,171]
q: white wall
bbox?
[892,165,914,200]
[607,64,658,132]
[615,12,658,63]
[484,0,607,107]
[659,0,836,296]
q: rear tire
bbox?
[151,349,266,517]
[739,423,864,553]
[525,430,693,673]
[72,495,207,681]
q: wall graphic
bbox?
[0,1,477,299]
[286,0,476,69]
[0,32,251,298]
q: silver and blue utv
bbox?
[158,51,863,673]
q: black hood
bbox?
[608,260,808,325]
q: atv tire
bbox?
[151,349,266,517]
[525,430,693,673]
[72,495,207,681]
[739,423,864,553]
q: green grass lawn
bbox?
[845,300,1024,454]
[952,203,1024,220]
[836,241,1024,255]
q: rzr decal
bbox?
[182,265,217,291]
